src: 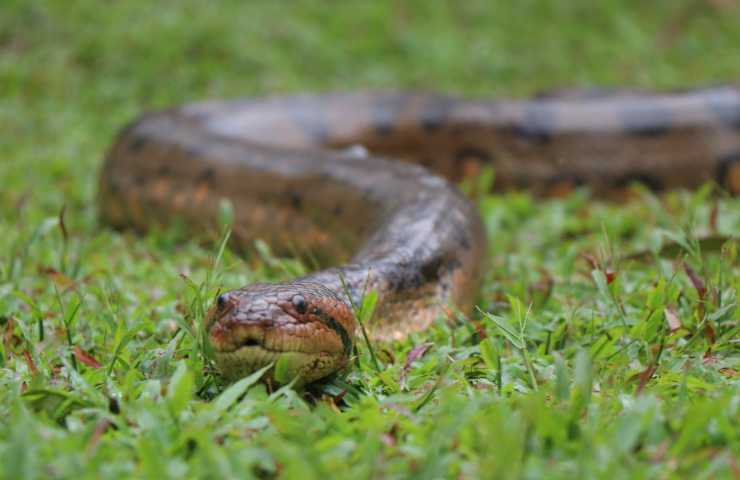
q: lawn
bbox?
[1,1,739,478]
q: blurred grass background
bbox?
[1,1,739,478]
[2,0,740,220]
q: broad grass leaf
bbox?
[167,360,194,417]
[203,363,274,423]
[479,337,498,371]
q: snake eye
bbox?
[217,293,228,310]
[292,295,307,314]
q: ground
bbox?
[0,1,739,478]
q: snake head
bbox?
[205,281,356,386]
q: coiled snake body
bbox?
[99,88,740,384]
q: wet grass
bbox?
[1,1,739,478]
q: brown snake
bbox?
[99,88,740,384]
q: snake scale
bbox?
[99,88,740,384]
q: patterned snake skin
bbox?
[99,88,740,384]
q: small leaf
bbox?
[553,353,570,402]
[3,316,16,352]
[570,350,592,417]
[73,346,102,369]
[86,419,112,454]
[23,350,38,375]
[604,268,617,285]
[507,294,526,327]
[358,289,378,325]
[218,198,234,229]
[400,342,433,389]
[682,262,706,299]
[661,230,695,257]
[707,302,736,322]
[636,364,658,394]
[664,307,682,333]
[58,205,68,242]
[708,201,719,233]
[39,267,75,290]
[591,269,611,299]
[479,338,498,371]
[479,309,524,350]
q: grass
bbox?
[1,0,739,478]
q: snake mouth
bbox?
[240,338,261,348]
[227,328,268,352]
[208,320,347,385]
[212,343,343,386]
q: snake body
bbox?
[99,88,740,384]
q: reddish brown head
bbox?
[206,281,356,385]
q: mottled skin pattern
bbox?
[99,88,740,384]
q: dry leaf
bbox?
[73,346,102,369]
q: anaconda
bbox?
[98,88,740,384]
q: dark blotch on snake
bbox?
[288,191,303,209]
[129,136,148,153]
[619,103,672,137]
[420,97,453,132]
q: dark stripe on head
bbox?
[315,309,353,355]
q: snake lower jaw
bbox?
[212,345,347,386]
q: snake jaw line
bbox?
[213,345,347,386]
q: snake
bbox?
[98,88,740,385]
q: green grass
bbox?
[1,0,739,478]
